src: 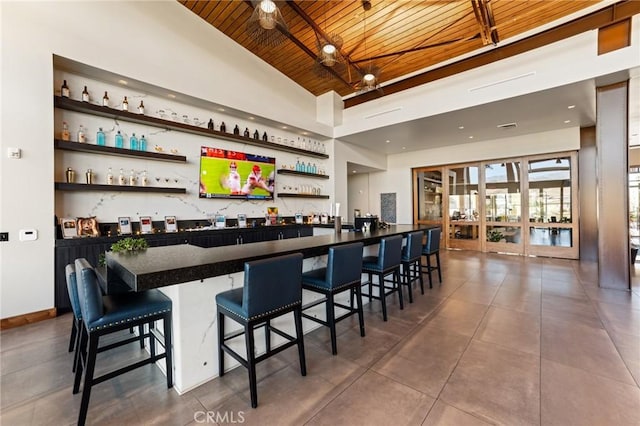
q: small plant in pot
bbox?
[487,230,504,243]
[98,237,148,266]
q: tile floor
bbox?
[1,250,640,425]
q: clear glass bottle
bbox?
[107,167,114,185]
[77,125,86,143]
[129,133,138,150]
[295,159,301,172]
[243,127,250,138]
[96,127,106,146]
[129,169,136,186]
[312,163,317,174]
[138,100,145,114]
[118,168,126,185]
[61,80,70,98]
[306,162,312,173]
[102,91,109,107]
[81,85,89,102]
[114,130,124,149]
[139,134,147,151]
[61,121,70,141]
[220,122,226,133]
[141,170,148,186]
[122,96,129,111]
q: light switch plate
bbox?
[7,147,21,159]
[19,229,37,241]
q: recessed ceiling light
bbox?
[218,108,225,112]
[469,136,474,139]
[167,93,176,99]
[402,147,406,150]
[118,79,128,85]
[302,132,308,135]
[282,126,288,129]
[249,116,255,120]
[352,170,357,173]
[564,120,571,124]
[385,140,391,143]
[458,126,465,130]
[567,105,575,109]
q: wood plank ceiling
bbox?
[180,1,600,100]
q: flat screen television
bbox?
[199,146,275,200]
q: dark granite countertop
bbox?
[106,224,436,291]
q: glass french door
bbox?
[483,160,523,254]
[447,165,480,250]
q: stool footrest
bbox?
[92,353,167,386]
[302,297,328,310]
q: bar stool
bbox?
[301,242,365,355]
[362,235,404,321]
[65,264,82,373]
[216,253,306,408]
[421,227,442,288]
[401,231,425,303]
[73,258,173,426]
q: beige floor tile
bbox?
[439,340,540,426]
[541,359,640,426]
[306,370,435,426]
[542,278,587,300]
[474,306,540,355]
[491,286,541,314]
[425,299,488,337]
[422,400,494,426]
[541,293,604,330]
[584,286,640,310]
[449,282,500,305]
[608,329,640,385]
[373,325,471,397]
[541,317,635,385]
[595,300,640,337]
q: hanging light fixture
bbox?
[313,2,346,79]
[246,0,288,47]
[359,1,380,92]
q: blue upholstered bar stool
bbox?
[65,264,83,373]
[216,253,306,408]
[301,242,365,355]
[362,235,404,321]
[73,258,173,426]
[401,231,425,303]
[421,227,442,288]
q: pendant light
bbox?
[360,1,380,91]
[313,2,346,79]
[246,0,289,47]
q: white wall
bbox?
[0,1,328,319]
[347,173,370,222]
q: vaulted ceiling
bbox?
[180,0,600,100]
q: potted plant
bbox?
[487,230,504,242]
[98,237,149,266]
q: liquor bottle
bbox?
[107,167,114,185]
[118,168,126,185]
[114,130,124,148]
[139,135,147,151]
[96,127,106,146]
[243,128,250,138]
[262,131,268,142]
[77,125,86,143]
[295,160,301,172]
[220,122,226,133]
[312,163,317,174]
[102,91,109,107]
[253,129,259,139]
[141,170,148,186]
[138,100,145,114]
[65,167,75,183]
[61,80,70,98]
[306,162,312,173]
[129,133,138,151]
[61,121,70,141]
[207,119,214,130]
[85,169,94,184]
[81,85,89,102]
[233,125,240,135]
[122,96,129,111]
[129,169,136,186]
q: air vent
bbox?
[496,122,517,129]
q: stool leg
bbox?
[77,335,99,426]
[326,294,337,355]
[427,254,434,288]
[149,322,156,359]
[403,263,413,303]
[245,324,258,408]
[355,285,365,337]
[265,319,271,353]
[164,313,173,388]
[378,273,388,321]
[217,311,225,377]
[73,327,87,394]
[294,307,307,376]
[69,317,77,353]
[417,260,425,294]
[72,320,82,374]
[367,272,373,302]
[436,252,442,283]
[396,269,404,310]
[138,324,145,349]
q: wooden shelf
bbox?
[277,193,330,199]
[54,140,187,162]
[276,169,330,179]
[54,96,329,159]
[55,182,186,194]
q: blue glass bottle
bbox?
[295,160,301,172]
[139,135,147,151]
[96,127,106,146]
[129,133,138,151]
[114,130,124,149]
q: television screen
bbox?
[199,146,275,200]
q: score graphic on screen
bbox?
[199,146,275,200]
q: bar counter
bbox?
[105,224,433,394]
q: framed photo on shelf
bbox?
[164,216,178,233]
[139,216,153,234]
[77,216,100,237]
[60,218,77,239]
[237,214,247,228]
[118,217,132,235]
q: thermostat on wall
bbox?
[19,229,38,241]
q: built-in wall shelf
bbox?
[54,96,329,159]
[54,140,187,162]
[55,182,186,194]
[277,169,330,179]
[277,193,330,199]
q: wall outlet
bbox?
[0,232,8,242]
